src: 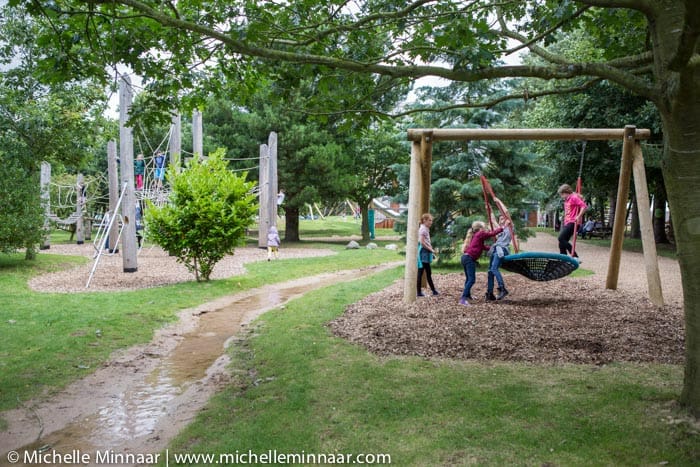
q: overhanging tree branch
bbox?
[73,0,659,97]
[266,0,438,47]
[495,14,658,102]
[295,78,604,119]
[575,0,655,15]
[501,5,592,57]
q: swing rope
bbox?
[571,140,587,257]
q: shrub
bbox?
[145,149,257,281]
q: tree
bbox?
[145,150,257,281]
[0,3,109,258]
[200,88,357,242]
[0,152,43,257]
[345,121,407,241]
[16,0,700,415]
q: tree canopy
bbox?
[0,3,111,257]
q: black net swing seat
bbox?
[501,252,579,281]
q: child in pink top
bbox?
[459,221,503,305]
[417,213,438,296]
[557,184,587,258]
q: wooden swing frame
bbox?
[403,125,664,306]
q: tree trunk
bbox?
[284,206,300,242]
[630,194,641,239]
[24,244,36,260]
[653,179,670,244]
[360,201,370,241]
[663,118,700,416]
[643,0,700,415]
[608,192,617,228]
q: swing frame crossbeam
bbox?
[403,126,663,306]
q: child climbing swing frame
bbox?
[403,126,663,306]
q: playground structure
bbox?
[35,77,189,286]
[37,74,276,287]
[403,126,663,306]
[39,164,110,249]
[85,77,203,286]
[40,162,85,248]
[257,132,279,249]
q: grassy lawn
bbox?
[0,240,399,416]
[274,216,398,239]
[3,219,692,464]
[165,268,697,466]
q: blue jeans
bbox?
[487,253,505,293]
[460,254,476,299]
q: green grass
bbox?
[0,244,399,414]
[46,216,399,246]
[165,268,697,466]
[4,220,689,463]
[275,216,398,239]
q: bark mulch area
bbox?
[329,273,684,365]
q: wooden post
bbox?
[606,125,636,290]
[403,141,423,303]
[170,112,181,170]
[419,132,433,288]
[192,109,203,159]
[632,141,664,306]
[268,131,278,230]
[119,76,138,272]
[75,173,85,244]
[420,131,433,215]
[107,141,119,253]
[258,143,270,248]
[40,162,51,250]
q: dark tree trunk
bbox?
[597,200,606,226]
[24,244,36,260]
[608,192,617,228]
[640,0,700,415]
[284,206,300,242]
[360,201,370,241]
[630,195,641,239]
[653,179,670,244]
[664,116,700,415]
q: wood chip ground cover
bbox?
[329,273,684,365]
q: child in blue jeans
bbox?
[459,221,503,306]
[486,216,512,301]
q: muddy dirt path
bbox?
[1,263,401,467]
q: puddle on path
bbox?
[1,266,395,467]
